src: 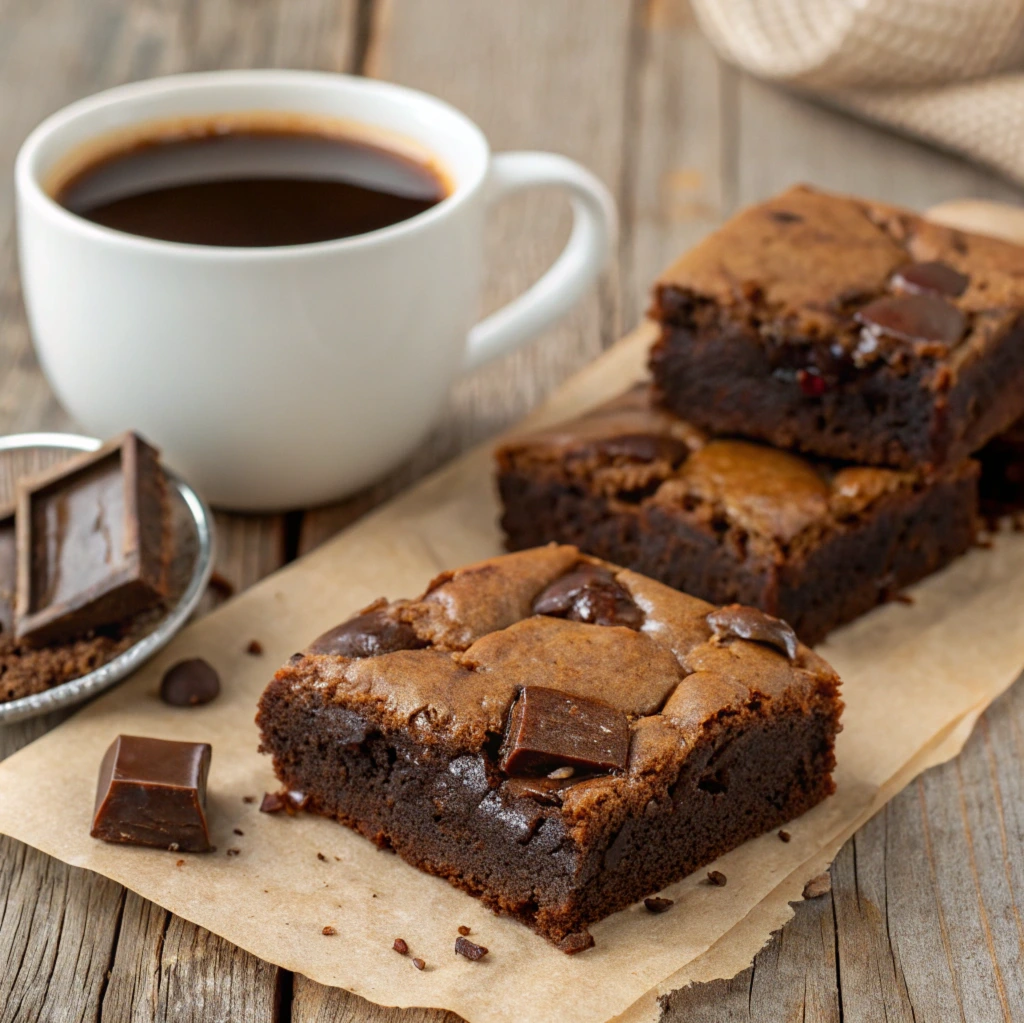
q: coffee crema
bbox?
[53,119,449,247]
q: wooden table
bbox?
[3,2,1024,1020]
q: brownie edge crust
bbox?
[256,547,842,950]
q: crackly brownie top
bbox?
[653,184,1024,374]
[273,545,840,823]
[497,384,958,554]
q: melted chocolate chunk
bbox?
[159,658,221,707]
[454,936,489,961]
[503,775,574,806]
[706,604,799,661]
[308,609,427,658]
[532,563,643,629]
[891,261,969,298]
[591,434,690,465]
[499,686,630,777]
[854,293,965,347]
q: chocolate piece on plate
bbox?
[499,686,630,777]
[16,432,169,645]
[91,734,212,852]
[160,658,221,706]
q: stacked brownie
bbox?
[499,185,1024,643]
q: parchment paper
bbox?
[1,321,1023,1023]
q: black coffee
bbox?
[55,125,448,247]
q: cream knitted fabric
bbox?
[691,0,1024,184]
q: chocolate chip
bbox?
[854,293,965,347]
[159,658,220,706]
[246,639,264,656]
[891,261,968,298]
[796,368,827,397]
[769,210,802,223]
[233,828,244,836]
[803,873,831,898]
[455,936,489,961]
[706,605,799,661]
[316,852,326,862]
[644,896,674,913]
[208,571,235,597]
[557,932,595,954]
[393,938,409,955]
[499,686,630,777]
[707,870,727,887]
[592,434,690,465]
[457,925,471,936]
[412,957,426,971]
[533,563,643,629]
[308,609,427,658]
[779,830,791,843]
[242,796,255,804]
[322,926,337,936]
[259,791,287,814]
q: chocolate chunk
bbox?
[16,432,168,646]
[412,957,426,971]
[854,293,965,348]
[159,659,220,707]
[308,609,427,658]
[779,830,791,842]
[891,261,969,298]
[644,896,674,913]
[322,926,337,936]
[454,936,489,961]
[393,938,409,954]
[706,870,727,887]
[803,872,831,898]
[499,686,630,777]
[316,852,327,862]
[706,605,799,661]
[557,931,595,954]
[592,434,690,465]
[246,639,264,656]
[260,791,287,814]
[91,735,212,852]
[503,775,573,805]
[457,926,471,936]
[226,847,240,856]
[242,795,255,804]
[532,563,643,629]
[233,828,244,836]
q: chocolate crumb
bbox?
[260,791,288,814]
[457,925,471,936]
[246,639,264,656]
[557,931,595,954]
[393,938,409,955]
[322,926,337,936]
[317,852,327,862]
[176,859,185,867]
[455,936,489,961]
[233,828,244,836]
[803,873,832,899]
[412,957,426,971]
[242,796,255,804]
[888,592,915,605]
[209,571,235,597]
[644,896,674,913]
[779,830,791,843]
[707,870,727,887]
[226,848,240,857]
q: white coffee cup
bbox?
[15,70,615,511]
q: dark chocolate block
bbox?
[16,432,169,645]
[496,386,978,646]
[648,185,1024,469]
[91,734,212,852]
[257,547,842,949]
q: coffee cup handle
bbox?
[462,152,617,373]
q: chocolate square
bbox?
[499,686,630,777]
[91,734,212,852]
[15,432,168,645]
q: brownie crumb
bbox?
[557,932,595,955]
[246,639,264,656]
[976,537,995,550]
[322,926,337,936]
[242,796,255,804]
[455,936,489,961]
[209,571,235,598]
[644,896,674,913]
[226,848,240,857]
[317,852,327,862]
[707,870,728,887]
[233,828,244,836]
[803,873,832,899]
[175,859,185,867]
[412,957,426,971]
[778,830,791,843]
[457,925,471,936]
[260,791,287,814]
[393,938,409,955]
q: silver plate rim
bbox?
[0,432,215,725]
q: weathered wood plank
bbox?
[298,0,637,554]
[291,982,460,1023]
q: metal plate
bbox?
[0,433,214,724]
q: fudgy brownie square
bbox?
[649,184,1024,469]
[257,546,842,951]
[978,414,1024,519]
[497,386,978,645]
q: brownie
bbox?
[977,414,1024,519]
[649,184,1024,469]
[496,386,978,645]
[257,546,842,950]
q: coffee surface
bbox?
[56,128,447,246]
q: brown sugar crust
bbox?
[257,546,842,948]
[649,184,1024,468]
[496,385,978,645]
